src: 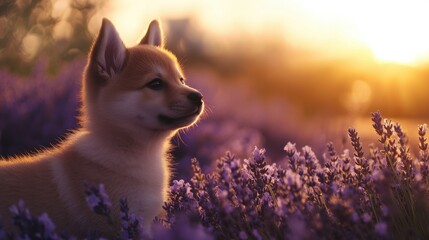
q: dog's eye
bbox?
[146,78,164,90]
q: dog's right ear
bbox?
[90,18,127,80]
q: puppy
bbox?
[0,18,204,237]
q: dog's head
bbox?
[82,19,204,134]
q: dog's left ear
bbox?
[139,20,164,47]
[90,18,127,79]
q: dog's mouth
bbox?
[158,106,203,126]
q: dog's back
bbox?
[0,153,56,207]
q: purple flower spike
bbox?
[84,183,113,224]
[9,200,59,239]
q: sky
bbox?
[93,0,429,66]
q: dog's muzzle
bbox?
[187,91,203,107]
[158,91,204,126]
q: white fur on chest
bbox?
[68,132,170,218]
[75,131,169,180]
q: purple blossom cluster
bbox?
[0,60,82,156]
[7,200,59,240]
[160,112,429,239]
[0,184,145,239]
[119,198,144,240]
[84,183,113,225]
[0,111,429,239]
[2,62,429,238]
[84,183,146,239]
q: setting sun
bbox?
[294,0,429,64]
[346,1,429,64]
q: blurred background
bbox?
[1,0,429,177]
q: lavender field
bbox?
[1,59,429,239]
[3,1,429,239]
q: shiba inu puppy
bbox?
[0,18,204,237]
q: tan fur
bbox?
[0,19,203,237]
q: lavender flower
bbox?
[418,124,428,153]
[152,215,213,240]
[84,183,113,224]
[374,222,388,236]
[160,113,429,239]
[2,72,429,240]
[371,111,384,138]
[119,198,144,240]
[9,200,59,240]
[0,60,82,157]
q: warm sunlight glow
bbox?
[107,0,429,65]
[295,0,429,64]
[351,1,429,64]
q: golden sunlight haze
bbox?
[104,0,429,65]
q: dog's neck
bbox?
[95,124,172,150]
[68,122,175,177]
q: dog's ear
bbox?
[90,18,127,79]
[139,20,164,47]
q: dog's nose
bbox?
[187,92,203,106]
